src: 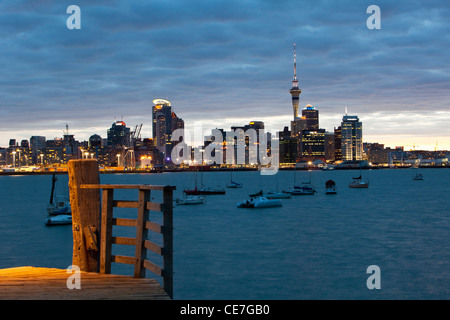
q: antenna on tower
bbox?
[345,106,348,115]
[293,43,298,82]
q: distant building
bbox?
[300,129,325,161]
[107,121,131,148]
[152,99,184,164]
[341,115,363,161]
[334,127,342,162]
[278,126,297,164]
[89,134,102,148]
[324,132,335,162]
[302,105,319,130]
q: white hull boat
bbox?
[237,196,282,208]
[175,194,205,205]
[348,179,369,188]
[45,214,72,226]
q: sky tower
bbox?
[290,44,302,119]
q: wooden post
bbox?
[100,189,114,274]
[68,159,101,272]
[163,187,174,299]
[134,189,150,278]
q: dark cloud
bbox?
[0,0,449,149]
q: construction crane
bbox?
[122,124,143,169]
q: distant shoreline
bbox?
[0,166,448,176]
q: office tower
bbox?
[152,99,172,144]
[324,132,335,162]
[89,134,102,147]
[300,129,325,160]
[302,104,319,130]
[107,120,131,148]
[341,115,363,161]
[154,113,168,155]
[278,126,298,164]
[334,127,342,162]
[289,44,302,120]
[290,117,306,138]
[152,99,184,163]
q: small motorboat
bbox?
[175,194,205,205]
[45,214,72,226]
[236,196,282,208]
[325,180,337,194]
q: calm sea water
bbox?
[0,168,449,300]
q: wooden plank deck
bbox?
[0,267,170,300]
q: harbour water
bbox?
[0,168,449,300]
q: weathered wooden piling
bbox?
[68,159,101,272]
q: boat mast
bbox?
[49,174,57,205]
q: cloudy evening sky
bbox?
[1,0,449,150]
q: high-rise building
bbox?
[341,115,363,161]
[302,105,319,130]
[289,44,302,120]
[107,120,131,148]
[152,99,172,145]
[334,127,342,162]
[300,129,325,160]
[278,126,298,164]
[152,99,184,163]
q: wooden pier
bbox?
[0,160,175,300]
[0,267,169,300]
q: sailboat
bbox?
[184,170,226,195]
[348,163,369,188]
[175,193,206,205]
[47,174,71,215]
[264,172,291,199]
[283,170,316,195]
[226,169,242,188]
[348,173,369,188]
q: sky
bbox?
[1,0,449,150]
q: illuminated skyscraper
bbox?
[341,115,363,161]
[107,120,131,147]
[289,44,302,120]
[302,104,319,130]
[152,99,184,162]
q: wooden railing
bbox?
[80,184,175,298]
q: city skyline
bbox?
[1,1,449,150]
